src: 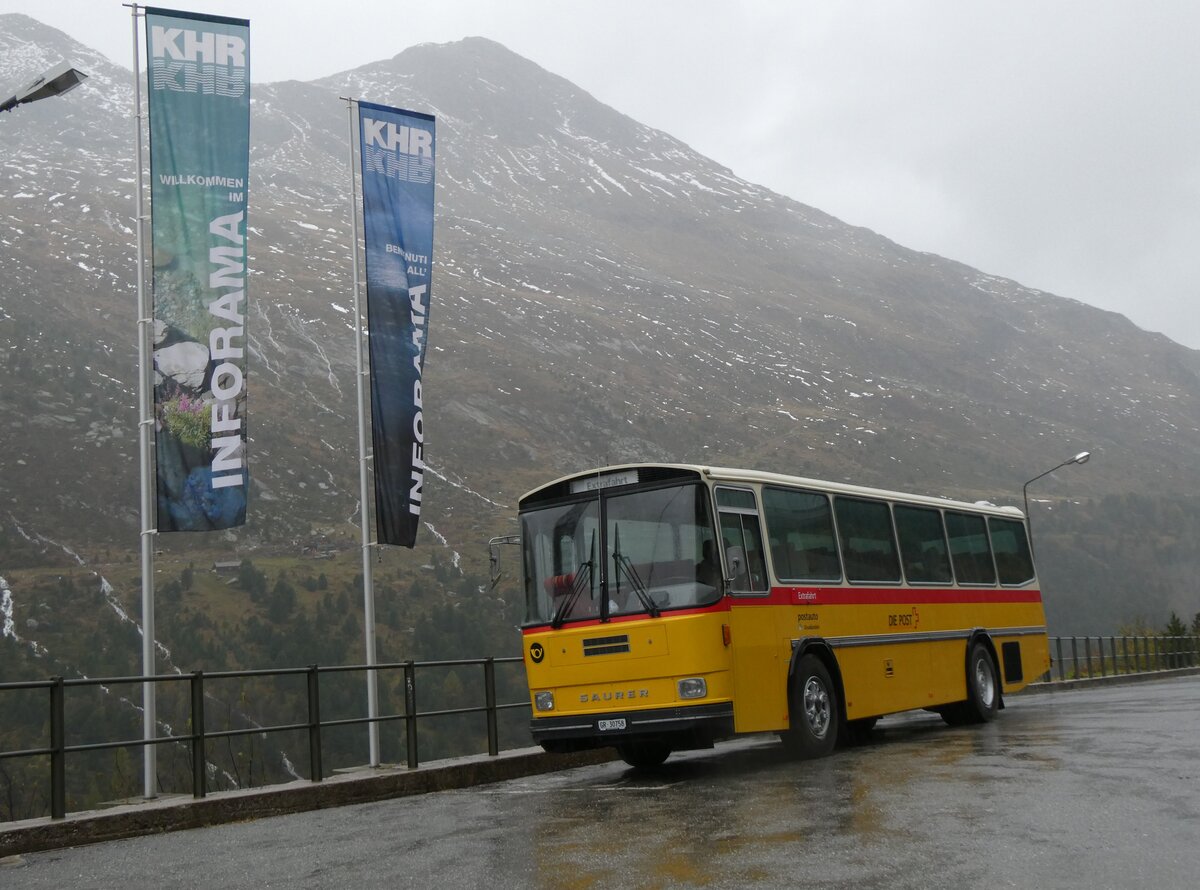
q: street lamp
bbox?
[1,62,88,114]
[1022,451,1091,560]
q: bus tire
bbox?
[945,641,1000,725]
[840,716,878,748]
[966,641,1000,722]
[617,739,671,770]
[783,655,839,758]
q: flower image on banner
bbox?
[146,7,250,531]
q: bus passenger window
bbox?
[762,487,842,582]
[946,512,997,585]
[894,505,953,584]
[833,497,901,583]
[989,517,1035,585]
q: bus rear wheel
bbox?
[617,739,672,770]
[782,655,839,759]
[943,641,1000,726]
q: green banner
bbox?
[146,8,250,531]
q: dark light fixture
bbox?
[1023,451,1091,560]
[1,62,88,113]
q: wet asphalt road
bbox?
[4,676,1199,889]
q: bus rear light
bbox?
[535,691,555,712]
[677,678,708,700]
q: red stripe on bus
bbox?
[520,585,1041,632]
[756,586,1043,607]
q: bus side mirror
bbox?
[725,545,745,585]
[488,535,521,590]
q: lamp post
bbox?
[1022,451,1091,560]
[1,62,88,114]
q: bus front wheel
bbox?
[783,655,839,758]
[617,739,671,770]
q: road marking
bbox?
[476,782,682,794]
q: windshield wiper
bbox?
[551,530,596,629]
[611,523,660,619]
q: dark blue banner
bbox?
[358,101,435,548]
[146,7,250,531]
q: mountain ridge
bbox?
[1,15,1198,638]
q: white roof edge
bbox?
[520,463,1026,519]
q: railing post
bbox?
[404,660,418,770]
[1070,637,1079,680]
[49,676,66,820]
[1132,636,1140,673]
[1083,637,1093,678]
[190,670,206,799]
[1056,637,1065,681]
[1109,637,1118,676]
[484,657,499,757]
[307,665,322,782]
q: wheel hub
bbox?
[803,676,831,738]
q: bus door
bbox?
[717,487,787,733]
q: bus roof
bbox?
[519,463,1026,519]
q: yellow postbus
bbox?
[515,464,1049,768]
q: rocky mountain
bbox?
[2,14,1199,634]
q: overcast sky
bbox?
[6,1,1199,349]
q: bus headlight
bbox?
[534,691,555,712]
[677,678,707,700]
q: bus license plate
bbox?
[597,718,626,731]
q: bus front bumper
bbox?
[531,701,735,752]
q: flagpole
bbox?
[129,2,157,800]
[346,97,381,767]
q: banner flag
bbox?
[146,8,250,531]
[358,101,436,548]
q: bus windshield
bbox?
[521,483,721,625]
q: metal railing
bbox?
[0,657,527,821]
[1045,635,1200,681]
[4,636,1200,822]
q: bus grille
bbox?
[583,634,630,656]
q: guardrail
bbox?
[0,657,528,822]
[1045,634,1200,681]
[3,635,1199,823]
